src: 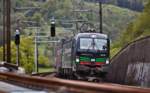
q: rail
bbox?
[0,72,149,93]
[0,90,7,93]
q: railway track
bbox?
[0,72,150,93]
[31,71,104,82]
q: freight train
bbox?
[55,32,110,80]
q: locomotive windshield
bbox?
[94,39,107,50]
[80,38,93,49]
[79,38,107,51]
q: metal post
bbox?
[37,44,39,73]
[6,0,11,63]
[15,29,20,66]
[99,2,102,33]
[3,0,6,61]
[75,20,79,33]
[16,45,19,66]
[72,2,78,34]
[34,26,39,73]
[37,28,39,73]
[52,37,55,63]
[34,33,38,73]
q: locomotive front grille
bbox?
[77,56,106,65]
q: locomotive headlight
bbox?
[106,59,109,64]
[76,58,80,62]
[91,34,97,38]
[91,59,95,62]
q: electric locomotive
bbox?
[55,32,110,79]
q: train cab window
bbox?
[94,39,107,51]
[79,38,108,51]
[80,38,92,49]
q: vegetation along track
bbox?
[0,72,150,93]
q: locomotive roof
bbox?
[75,33,108,39]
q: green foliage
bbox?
[13,0,137,41]
[38,55,50,67]
[111,1,150,58]
[0,47,3,60]
[32,13,42,22]
[0,37,51,74]
[102,5,138,40]
[39,67,54,73]
[0,0,138,41]
[14,0,28,7]
[11,37,34,73]
[110,47,121,58]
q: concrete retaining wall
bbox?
[107,36,150,87]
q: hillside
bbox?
[85,0,148,11]
[0,0,138,41]
[111,0,150,57]
[102,5,138,40]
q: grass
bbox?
[38,67,55,73]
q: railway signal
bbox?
[15,29,20,66]
[15,29,20,45]
[50,18,56,37]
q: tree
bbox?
[111,1,150,57]
[0,36,51,73]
